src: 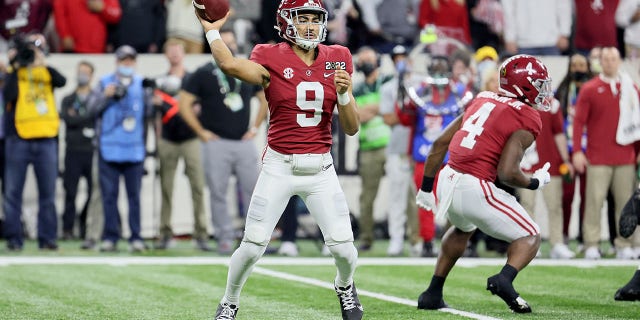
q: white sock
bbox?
[328,242,358,288]
[221,241,267,305]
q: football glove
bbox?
[416,190,436,211]
[532,162,551,190]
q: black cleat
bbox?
[214,302,238,320]
[417,290,448,309]
[615,285,640,301]
[487,274,532,313]
[619,189,640,238]
[335,283,364,320]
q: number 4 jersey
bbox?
[448,91,542,182]
[250,42,353,154]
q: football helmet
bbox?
[499,54,553,111]
[275,0,327,50]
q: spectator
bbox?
[616,0,640,60]
[190,0,364,318]
[3,33,65,251]
[60,60,102,240]
[518,98,575,259]
[418,0,471,46]
[353,46,391,251]
[572,47,639,260]
[397,55,470,257]
[152,40,209,251]
[554,53,593,246]
[379,44,422,256]
[574,0,619,56]
[0,0,53,52]
[108,0,165,53]
[54,0,121,53]
[97,45,151,252]
[501,0,571,55]
[228,0,262,54]
[255,0,280,44]
[466,0,503,51]
[166,0,204,53]
[415,54,553,313]
[178,29,263,255]
[356,0,419,53]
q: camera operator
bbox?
[3,33,66,251]
[96,45,151,252]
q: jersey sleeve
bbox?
[250,44,270,67]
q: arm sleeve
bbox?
[501,0,517,43]
[355,0,382,30]
[616,0,636,27]
[3,72,18,105]
[52,0,71,39]
[100,0,122,24]
[48,67,67,88]
[556,0,572,37]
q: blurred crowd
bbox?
[1,0,640,260]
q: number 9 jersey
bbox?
[250,42,353,154]
[447,91,542,182]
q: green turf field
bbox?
[0,240,637,319]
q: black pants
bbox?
[62,149,93,237]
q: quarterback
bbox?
[181,0,362,319]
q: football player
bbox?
[415,55,554,313]
[184,1,362,319]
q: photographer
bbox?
[3,33,66,251]
[96,45,151,252]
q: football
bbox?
[192,0,230,22]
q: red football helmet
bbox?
[499,54,553,111]
[275,0,327,50]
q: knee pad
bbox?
[327,242,357,263]
[325,193,354,245]
[244,195,270,245]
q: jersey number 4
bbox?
[460,102,496,149]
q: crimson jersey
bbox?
[250,43,353,154]
[448,91,542,182]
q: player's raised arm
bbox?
[196,11,271,88]
[335,68,359,136]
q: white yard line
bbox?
[252,266,501,320]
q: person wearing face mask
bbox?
[3,33,66,251]
[352,46,392,252]
[554,53,594,251]
[572,47,640,260]
[96,45,152,253]
[60,61,103,241]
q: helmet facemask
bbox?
[279,7,327,50]
[531,77,553,111]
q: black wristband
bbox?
[421,176,435,192]
[526,178,539,190]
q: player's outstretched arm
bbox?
[497,129,540,189]
[196,11,270,88]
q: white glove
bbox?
[416,190,436,211]
[532,162,551,190]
